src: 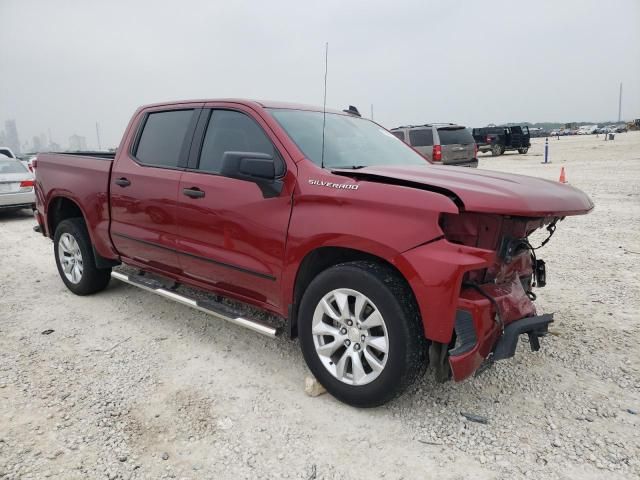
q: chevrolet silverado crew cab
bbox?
[34,99,593,407]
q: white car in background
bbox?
[577,125,598,135]
[17,153,38,172]
[0,154,36,211]
[0,146,36,173]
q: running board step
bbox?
[110,271,279,338]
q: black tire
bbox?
[299,261,427,407]
[518,147,529,154]
[53,218,111,295]
[491,144,504,156]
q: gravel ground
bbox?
[1,132,639,480]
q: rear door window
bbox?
[134,109,194,168]
[197,110,283,176]
[408,128,433,147]
[437,128,474,145]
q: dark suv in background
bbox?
[390,123,478,167]
[472,126,531,156]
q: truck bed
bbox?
[35,152,115,258]
[56,151,116,160]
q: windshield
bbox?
[269,109,428,169]
[0,157,29,174]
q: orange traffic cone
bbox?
[559,167,567,183]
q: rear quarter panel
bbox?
[36,153,116,258]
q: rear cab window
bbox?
[437,127,474,145]
[133,109,195,168]
[408,128,434,147]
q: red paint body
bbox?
[34,99,593,381]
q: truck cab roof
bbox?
[137,98,348,116]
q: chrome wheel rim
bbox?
[58,233,83,284]
[312,288,389,386]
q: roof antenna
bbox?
[321,42,328,169]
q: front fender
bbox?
[281,233,408,309]
[394,239,495,343]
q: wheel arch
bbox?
[286,245,421,339]
[47,196,84,239]
[47,195,119,269]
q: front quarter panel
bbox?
[394,240,495,343]
[282,160,460,309]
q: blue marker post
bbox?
[542,137,550,164]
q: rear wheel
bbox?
[299,261,427,407]
[54,218,111,295]
[518,147,529,154]
[491,144,505,156]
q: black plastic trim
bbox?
[493,313,554,361]
[187,109,212,170]
[93,246,121,269]
[448,310,477,357]
[49,151,116,160]
[287,303,298,339]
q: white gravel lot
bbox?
[1,132,639,480]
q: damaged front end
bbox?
[437,212,558,381]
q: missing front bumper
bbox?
[448,312,554,381]
[447,278,552,381]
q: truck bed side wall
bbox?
[36,153,117,259]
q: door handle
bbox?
[114,177,131,187]
[183,187,205,199]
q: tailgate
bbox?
[441,144,476,165]
[438,127,476,165]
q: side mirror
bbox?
[220,151,283,198]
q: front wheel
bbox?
[298,261,427,407]
[518,147,529,154]
[54,218,111,295]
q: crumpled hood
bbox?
[333,165,594,217]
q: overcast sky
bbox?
[1,0,639,149]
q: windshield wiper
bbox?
[329,165,368,170]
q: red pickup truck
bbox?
[34,99,593,407]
